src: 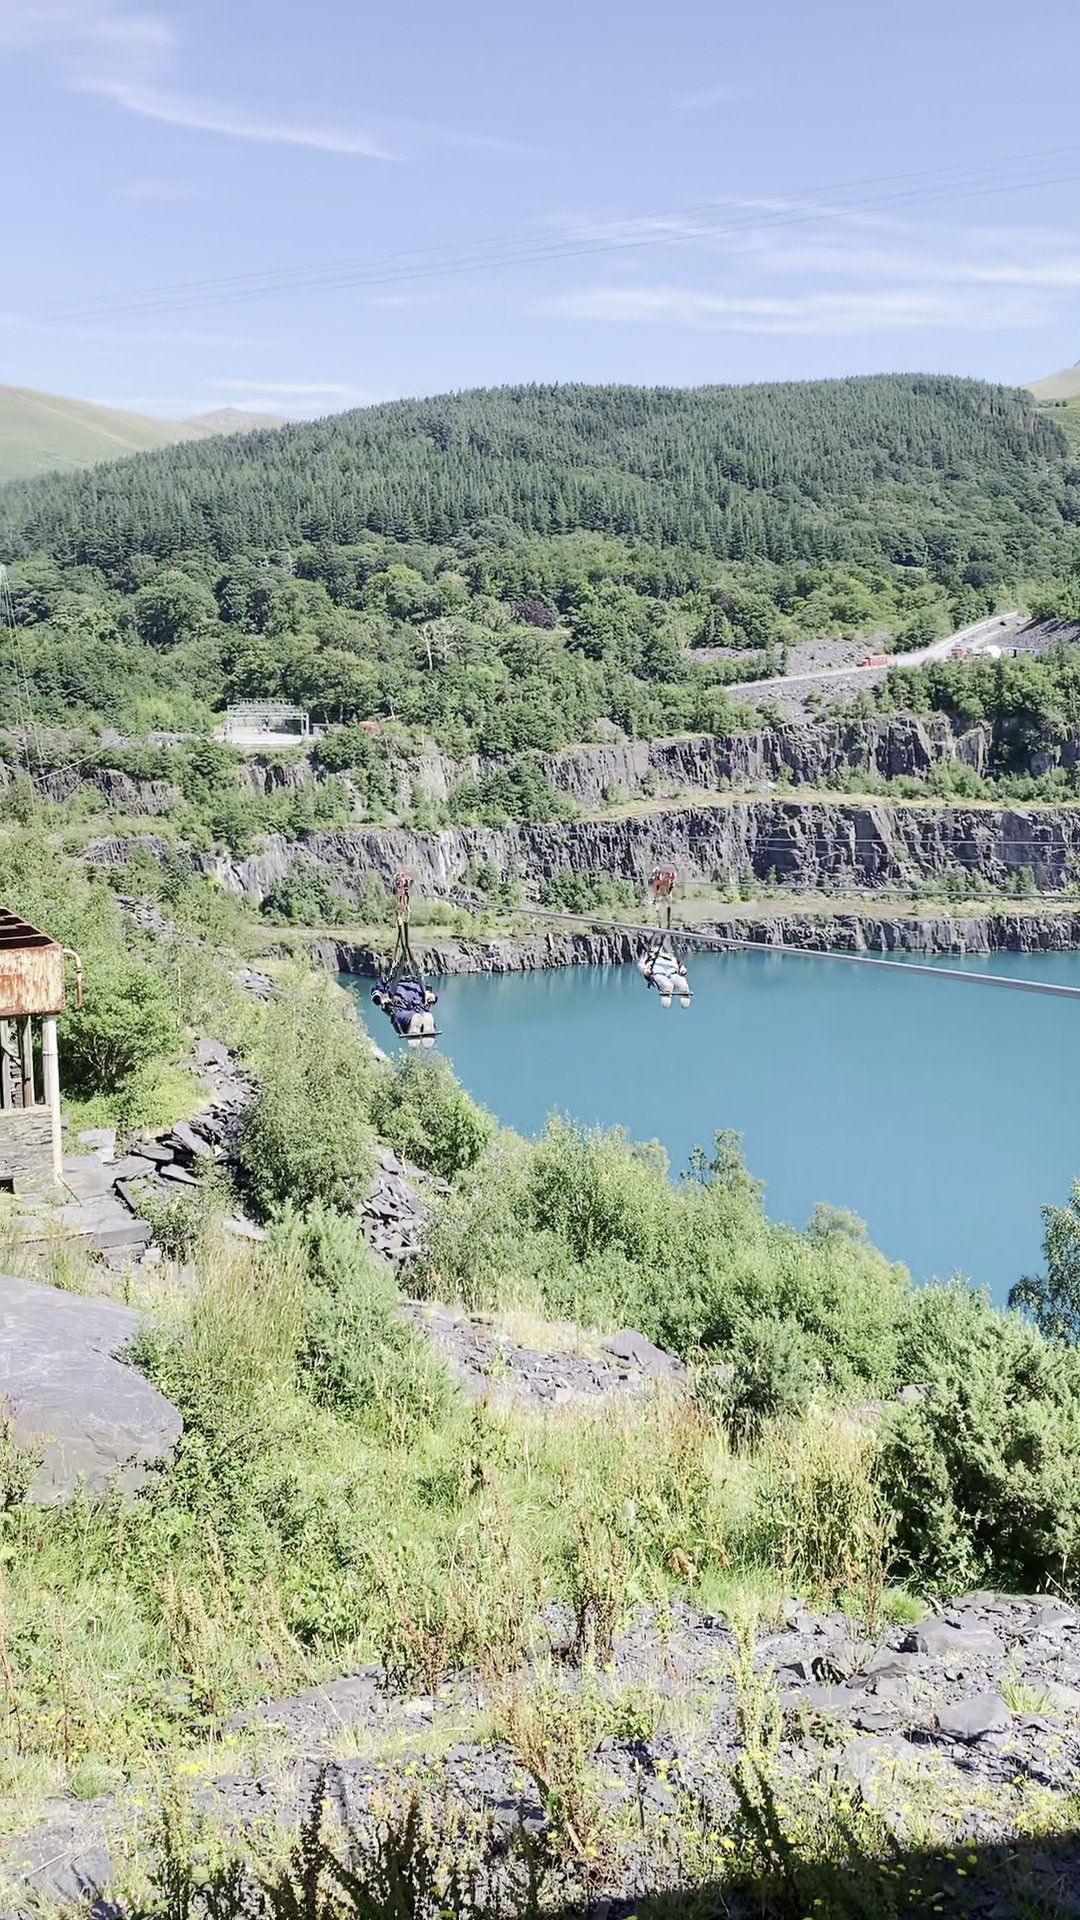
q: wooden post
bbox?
[41,1015,62,1181]
[19,1017,35,1109]
[0,1020,13,1110]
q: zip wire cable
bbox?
[504,905,1080,1000]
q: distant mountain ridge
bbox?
[1027,363,1080,402]
[0,387,285,483]
[186,407,288,435]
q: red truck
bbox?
[857,651,889,668]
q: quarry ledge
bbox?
[303,905,1080,978]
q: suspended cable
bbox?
[505,905,1080,1000]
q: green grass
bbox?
[0,386,207,482]
[1034,394,1080,455]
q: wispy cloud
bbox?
[553,284,1048,334]
[544,194,1080,338]
[208,379,359,396]
[0,0,397,157]
[88,80,397,158]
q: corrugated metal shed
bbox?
[0,910,66,1017]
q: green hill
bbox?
[0,388,287,484]
[1,373,1077,751]
[0,375,1072,574]
[1027,362,1080,402]
[0,386,206,482]
[1025,365,1080,454]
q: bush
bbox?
[717,1317,822,1446]
[539,869,635,914]
[277,1205,450,1430]
[421,1124,909,1397]
[878,1281,1080,1593]
[369,1052,495,1181]
[260,870,353,926]
[60,952,180,1099]
[447,759,576,827]
[235,979,377,1215]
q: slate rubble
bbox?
[9,1593,1080,1917]
[360,1145,437,1264]
[402,1301,686,1407]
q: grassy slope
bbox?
[0,387,209,481]
[1028,363,1080,402]
[1035,395,1080,454]
[1027,363,1080,452]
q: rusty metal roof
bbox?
[0,910,59,954]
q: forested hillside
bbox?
[1,375,1075,571]
[2,375,1079,752]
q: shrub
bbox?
[717,1317,822,1446]
[60,952,180,1099]
[260,870,352,926]
[539,868,635,914]
[1010,1178,1080,1344]
[276,1205,450,1430]
[369,1052,495,1181]
[421,1124,909,1398]
[878,1281,1080,1593]
[447,759,576,827]
[235,979,377,1215]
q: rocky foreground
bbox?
[7,1589,1080,1918]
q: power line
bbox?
[31,141,1080,328]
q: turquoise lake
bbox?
[347,949,1080,1303]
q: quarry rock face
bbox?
[197,799,1080,910]
[0,1273,181,1503]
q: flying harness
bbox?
[378,872,440,1039]
[642,866,680,981]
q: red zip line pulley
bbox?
[648,866,678,940]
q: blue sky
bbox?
[2,0,1079,418]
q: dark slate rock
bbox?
[936,1693,1013,1742]
[836,1733,911,1793]
[862,1652,922,1681]
[128,1140,174,1166]
[904,1620,1003,1661]
[193,1038,231,1069]
[0,1273,181,1503]
[227,1671,382,1740]
[1027,1605,1079,1637]
[9,1834,113,1910]
[77,1128,117,1162]
[159,1163,200,1186]
[223,1214,267,1244]
[601,1328,683,1378]
[781,1682,868,1715]
[167,1121,217,1160]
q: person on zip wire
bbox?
[640,864,691,1007]
[638,942,692,1009]
[371,975,439,1047]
